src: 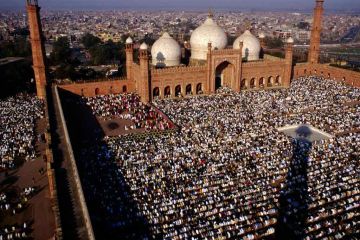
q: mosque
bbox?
[126,12,294,103]
[26,0,360,101]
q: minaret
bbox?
[259,33,265,59]
[125,37,134,81]
[139,43,150,102]
[26,0,47,99]
[237,41,243,92]
[308,0,325,64]
[284,38,294,88]
[207,42,213,93]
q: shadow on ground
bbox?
[276,126,312,239]
[59,89,154,240]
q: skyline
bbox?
[1,0,360,12]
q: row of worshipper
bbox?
[0,187,35,240]
[76,76,359,239]
[0,94,44,170]
[0,222,30,240]
[83,93,172,131]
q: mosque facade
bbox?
[124,13,294,102]
[26,0,360,101]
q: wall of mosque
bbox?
[58,79,135,97]
[241,60,286,89]
[150,66,208,98]
[294,63,360,87]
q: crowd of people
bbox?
[0,187,35,240]
[84,93,172,131]
[75,77,359,239]
[0,94,44,170]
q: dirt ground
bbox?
[0,118,56,240]
[97,117,149,137]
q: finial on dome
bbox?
[208,8,214,18]
[244,20,252,31]
[208,42,212,51]
[239,41,244,49]
[162,32,171,38]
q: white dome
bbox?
[140,42,148,50]
[125,37,133,44]
[151,32,181,67]
[233,30,261,61]
[190,17,228,60]
[259,33,265,39]
[286,37,294,43]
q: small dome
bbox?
[151,32,181,67]
[233,30,261,61]
[286,37,294,43]
[190,16,228,60]
[259,33,265,39]
[125,37,133,44]
[140,42,148,50]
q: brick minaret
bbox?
[206,42,213,93]
[284,38,294,88]
[138,43,150,102]
[308,0,325,64]
[125,37,134,81]
[236,41,243,92]
[26,0,47,99]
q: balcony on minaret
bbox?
[27,0,39,6]
[316,0,324,8]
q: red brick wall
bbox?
[294,63,360,87]
[58,79,135,97]
[151,66,207,97]
[242,60,286,87]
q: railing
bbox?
[54,86,95,240]
[43,88,63,239]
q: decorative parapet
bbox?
[152,65,207,74]
[211,48,242,56]
[243,60,285,68]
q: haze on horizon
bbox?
[1,0,359,12]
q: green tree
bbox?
[50,37,71,65]
[0,60,35,99]
[54,63,77,80]
[88,40,126,66]
[81,33,101,49]
[264,36,284,49]
[0,37,31,58]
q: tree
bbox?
[264,36,284,49]
[297,22,311,30]
[50,37,71,65]
[0,37,31,58]
[81,33,101,49]
[0,60,35,99]
[88,40,125,66]
[54,63,77,80]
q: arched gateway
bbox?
[215,61,235,90]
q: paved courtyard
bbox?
[277,124,334,142]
